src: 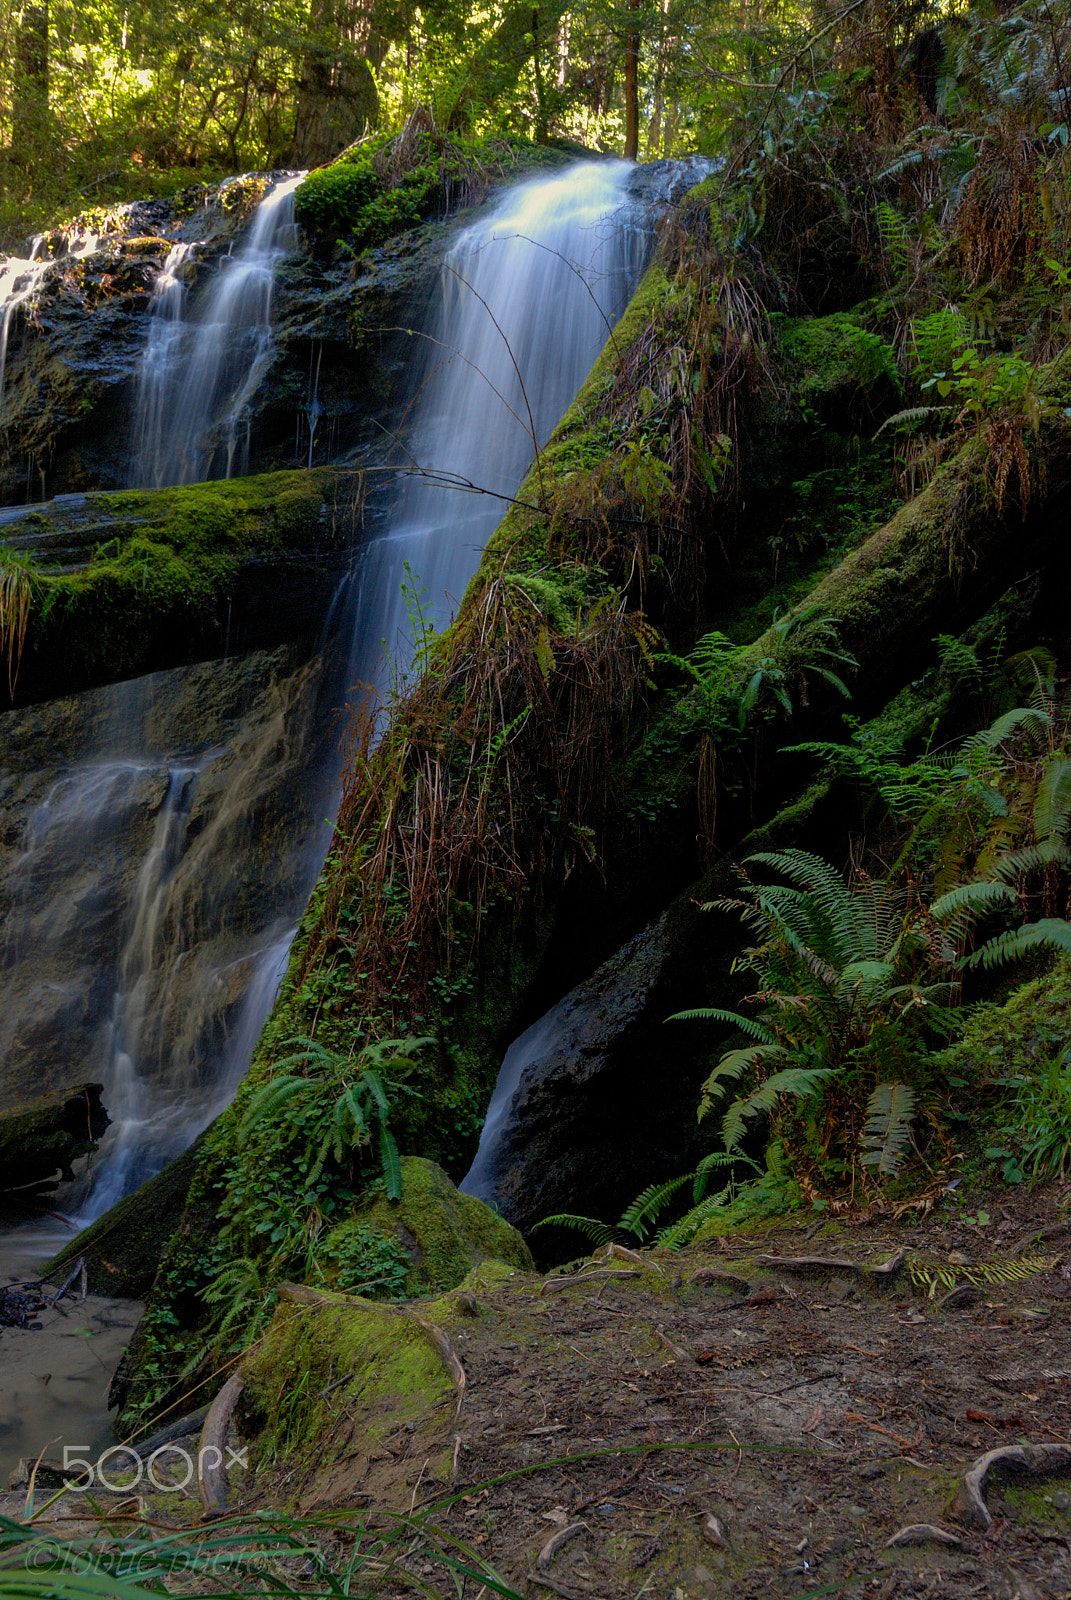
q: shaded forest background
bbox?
[0,0,924,241]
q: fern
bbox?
[721,1066,833,1150]
[379,1126,402,1200]
[911,306,971,382]
[874,404,952,436]
[238,1075,312,1142]
[619,1174,692,1239]
[966,918,1071,970]
[860,1082,917,1176]
[654,1191,736,1249]
[692,1149,756,1202]
[666,1007,775,1043]
[699,1043,785,1120]
[874,199,912,274]
[532,1214,616,1247]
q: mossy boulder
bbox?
[1,469,358,705]
[778,311,902,426]
[328,1157,533,1296]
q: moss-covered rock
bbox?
[44,1135,204,1297]
[777,311,901,425]
[293,133,572,247]
[1,469,358,704]
[941,959,1071,1090]
[334,1157,533,1295]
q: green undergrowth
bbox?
[294,130,568,249]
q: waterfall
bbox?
[460,1000,572,1203]
[347,160,648,688]
[0,160,650,1222]
[130,174,305,488]
[0,649,338,1223]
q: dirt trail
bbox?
[6,1202,1071,1598]
[246,1199,1071,1599]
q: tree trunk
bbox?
[623,0,639,161]
[288,0,382,168]
[646,0,669,156]
[532,7,549,142]
[444,0,569,131]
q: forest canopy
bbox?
[0,0,953,241]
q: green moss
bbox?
[242,1293,453,1479]
[777,311,901,423]
[6,468,352,697]
[348,1156,533,1295]
[44,1136,204,1298]
[941,960,1071,1090]
[1002,1476,1071,1528]
[294,132,572,248]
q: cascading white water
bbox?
[130,175,305,487]
[460,1000,571,1203]
[348,160,648,688]
[127,243,193,485]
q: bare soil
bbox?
[273,1194,1071,1600]
[7,1197,1071,1600]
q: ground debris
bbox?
[242,1211,1071,1597]
[885,1522,967,1549]
[0,1281,50,1328]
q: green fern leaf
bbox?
[533,1213,615,1247]
[238,1075,312,1142]
[667,1007,775,1043]
[860,1082,916,1176]
[378,1126,402,1199]
[619,1174,692,1239]
[721,1066,833,1148]
[931,880,1016,917]
[966,918,1071,970]
[655,1192,736,1249]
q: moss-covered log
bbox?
[0,468,361,705]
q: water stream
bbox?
[0,231,100,416]
[347,160,647,690]
[130,174,305,488]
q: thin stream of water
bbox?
[130,175,305,487]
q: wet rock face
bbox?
[0,181,472,508]
[0,156,690,510]
[0,1081,108,1195]
[474,890,740,1243]
[0,470,359,708]
[0,643,335,1134]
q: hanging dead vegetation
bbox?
[294,571,657,1025]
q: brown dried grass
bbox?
[0,560,33,697]
[295,572,656,1025]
